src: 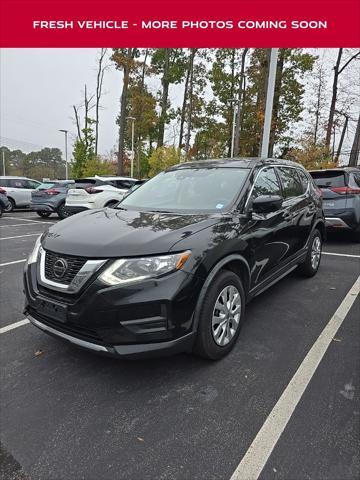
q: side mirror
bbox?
[252,195,283,213]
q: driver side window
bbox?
[252,168,282,199]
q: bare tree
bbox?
[95,48,108,157]
[325,49,360,149]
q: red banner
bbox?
[0,0,359,47]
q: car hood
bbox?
[42,207,220,257]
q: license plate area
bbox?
[36,298,67,323]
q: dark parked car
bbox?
[0,187,10,217]
[31,180,74,219]
[24,158,325,360]
[309,167,360,239]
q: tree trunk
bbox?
[185,49,196,155]
[179,50,192,149]
[234,48,248,156]
[157,48,171,148]
[325,48,342,149]
[227,49,236,158]
[268,49,285,157]
[335,115,348,162]
[95,48,107,157]
[349,114,360,166]
[117,52,131,175]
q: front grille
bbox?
[44,250,87,285]
[30,308,104,344]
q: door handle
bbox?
[284,211,293,221]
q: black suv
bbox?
[24,158,325,360]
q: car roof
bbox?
[309,167,360,173]
[0,175,38,179]
[75,176,138,181]
[167,157,304,171]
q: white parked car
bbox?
[0,176,41,211]
[65,176,139,214]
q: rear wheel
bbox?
[0,203,3,217]
[297,228,322,277]
[4,198,15,212]
[193,270,245,360]
[36,211,52,218]
[57,202,70,219]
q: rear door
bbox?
[276,166,310,256]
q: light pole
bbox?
[126,117,136,177]
[260,48,279,159]
[59,129,68,179]
[229,98,238,158]
[2,150,5,176]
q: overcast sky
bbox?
[1,48,359,160]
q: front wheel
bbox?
[297,229,322,277]
[36,211,52,218]
[193,270,245,360]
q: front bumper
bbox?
[24,260,203,358]
[65,205,90,215]
[28,314,195,359]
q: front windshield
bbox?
[120,167,250,212]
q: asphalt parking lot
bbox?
[0,211,359,480]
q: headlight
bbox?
[99,251,191,286]
[27,235,42,265]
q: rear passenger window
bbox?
[297,169,309,192]
[277,167,304,198]
[9,179,26,188]
[252,168,282,198]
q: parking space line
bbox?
[323,252,360,259]
[230,275,360,480]
[0,259,26,267]
[0,233,40,241]
[4,216,55,224]
[0,319,30,334]
[0,223,47,228]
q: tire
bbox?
[36,211,52,218]
[193,270,245,360]
[297,228,322,277]
[57,202,70,219]
[0,203,3,217]
[4,198,15,212]
[105,200,119,208]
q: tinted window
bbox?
[114,179,137,189]
[121,168,250,212]
[25,180,40,189]
[310,171,346,188]
[0,179,10,187]
[297,169,309,192]
[277,167,304,198]
[252,168,281,198]
[349,173,360,188]
[9,179,26,188]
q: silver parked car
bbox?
[0,176,41,211]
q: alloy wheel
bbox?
[311,236,321,270]
[212,285,241,346]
